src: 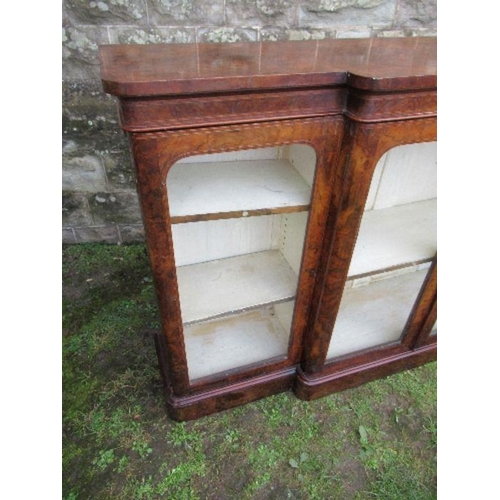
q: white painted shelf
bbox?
[177,250,299,325]
[167,159,312,222]
[327,268,429,359]
[348,198,437,278]
[185,302,294,381]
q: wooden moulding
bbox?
[156,331,295,421]
[117,88,346,132]
[115,82,436,132]
[170,205,309,224]
[294,342,437,401]
[100,38,436,131]
[344,88,437,123]
[167,370,296,422]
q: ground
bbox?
[62,243,437,500]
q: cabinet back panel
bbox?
[176,147,282,164]
[365,141,437,211]
[348,199,436,277]
[327,268,429,359]
[279,211,310,277]
[168,159,312,219]
[172,215,282,267]
[285,144,317,187]
[177,250,298,325]
[185,306,290,381]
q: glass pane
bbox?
[328,142,437,360]
[430,321,437,336]
[167,145,316,381]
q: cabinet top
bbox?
[99,37,436,98]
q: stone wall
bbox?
[62,0,437,244]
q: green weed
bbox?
[62,244,437,499]
[93,449,116,471]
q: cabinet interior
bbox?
[328,141,437,360]
[167,145,317,381]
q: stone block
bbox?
[74,226,121,244]
[63,130,128,161]
[101,150,136,191]
[198,27,258,43]
[88,192,142,225]
[63,82,118,136]
[119,224,145,243]
[226,0,296,27]
[62,228,77,244]
[108,27,196,44]
[62,21,110,81]
[63,192,92,226]
[395,0,437,29]
[336,27,373,38]
[375,29,408,37]
[299,0,397,28]
[63,155,108,193]
[64,0,147,25]
[375,28,436,37]
[261,27,337,41]
[147,0,224,26]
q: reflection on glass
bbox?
[167,145,317,381]
[430,321,437,336]
[328,142,437,360]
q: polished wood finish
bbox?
[99,38,436,97]
[99,37,436,132]
[295,344,436,401]
[131,116,344,397]
[100,37,437,420]
[300,118,437,374]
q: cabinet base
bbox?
[163,368,296,422]
[295,343,436,401]
[155,332,296,421]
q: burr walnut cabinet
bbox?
[99,37,437,421]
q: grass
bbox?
[62,243,437,499]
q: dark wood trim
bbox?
[345,88,437,123]
[170,204,310,225]
[417,332,437,349]
[132,135,190,395]
[346,257,433,283]
[301,117,437,375]
[155,331,296,415]
[401,257,438,349]
[117,87,346,132]
[164,365,296,421]
[412,294,438,349]
[295,343,437,401]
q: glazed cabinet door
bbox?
[169,144,316,382]
[298,118,437,398]
[130,117,344,400]
[326,141,437,360]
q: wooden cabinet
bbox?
[99,37,437,420]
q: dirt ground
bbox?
[62,243,437,500]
